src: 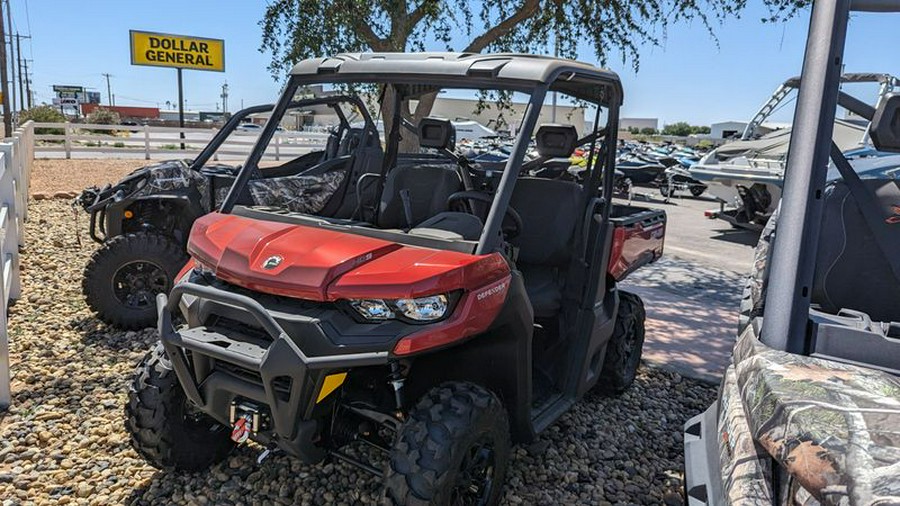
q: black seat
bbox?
[813,177,900,322]
[510,177,583,318]
[378,163,462,228]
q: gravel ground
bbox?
[30,159,148,197]
[0,200,718,505]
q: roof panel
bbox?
[287,52,622,104]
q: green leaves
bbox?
[259,0,810,79]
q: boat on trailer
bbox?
[691,73,899,230]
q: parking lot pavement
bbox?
[620,189,760,383]
[621,190,759,274]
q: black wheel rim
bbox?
[112,260,169,310]
[450,439,496,506]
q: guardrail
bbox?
[0,121,33,410]
[32,122,328,159]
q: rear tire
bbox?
[125,343,234,471]
[689,185,706,197]
[659,183,673,198]
[83,232,187,329]
[597,290,646,395]
[384,382,510,506]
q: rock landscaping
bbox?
[0,200,718,505]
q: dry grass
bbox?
[31,159,152,196]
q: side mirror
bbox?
[418,117,455,150]
[870,93,900,153]
[535,124,578,158]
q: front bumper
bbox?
[158,282,389,463]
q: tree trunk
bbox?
[380,88,441,154]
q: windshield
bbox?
[219,75,616,254]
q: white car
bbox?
[235,123,263,132]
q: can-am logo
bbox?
[476,282,507,301]
[262,255,283,270]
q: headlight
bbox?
[193,261,216,278]
[348,294,450,323]
[394,295,448,321]
[350,299,395,321]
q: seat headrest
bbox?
[871,93,900,153]
[418,117,455,150]
[535,124,578,158]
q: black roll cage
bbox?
[219,70,622,256]
[761,0,900,353]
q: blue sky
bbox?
[8,1,900,126]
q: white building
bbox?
[619,117,659,132]
[710,121,749,140]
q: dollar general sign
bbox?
[130,30,224,72]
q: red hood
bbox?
[187,213,509,302]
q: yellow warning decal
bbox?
[315,373,347,403]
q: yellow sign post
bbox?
[129,30,225,148]
[129,30,224,72]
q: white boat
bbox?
[691,73,899,230]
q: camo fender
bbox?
[731,327,900,505]
[718,363,775,504]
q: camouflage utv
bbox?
[683,1,900,505]
[77,98,381,329]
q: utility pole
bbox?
[220,81,228,113]
[102,73,113,106]
[0,0,11,136]
[22,58,30,108]
[4,1,13,118]
[15,33,26,111]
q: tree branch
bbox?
[354,20,389,51]
[408,0,438,30]
[463,0,541,53]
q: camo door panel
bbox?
[248,171,346,214]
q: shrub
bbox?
[19,105,66,135]
[84,108,121,134]
[114,141,125,148]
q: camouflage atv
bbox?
[682,2,900,505]
[77,98,380,329]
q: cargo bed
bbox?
[608,204,666,280]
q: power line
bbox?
[22,0,30,37]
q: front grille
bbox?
[213,359,292,399]
[209,315,270,342]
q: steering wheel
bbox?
[447,191,523,239]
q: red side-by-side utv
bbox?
[124,53,667,505]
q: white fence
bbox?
[0,121,33,410]
[33,122,328,160]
